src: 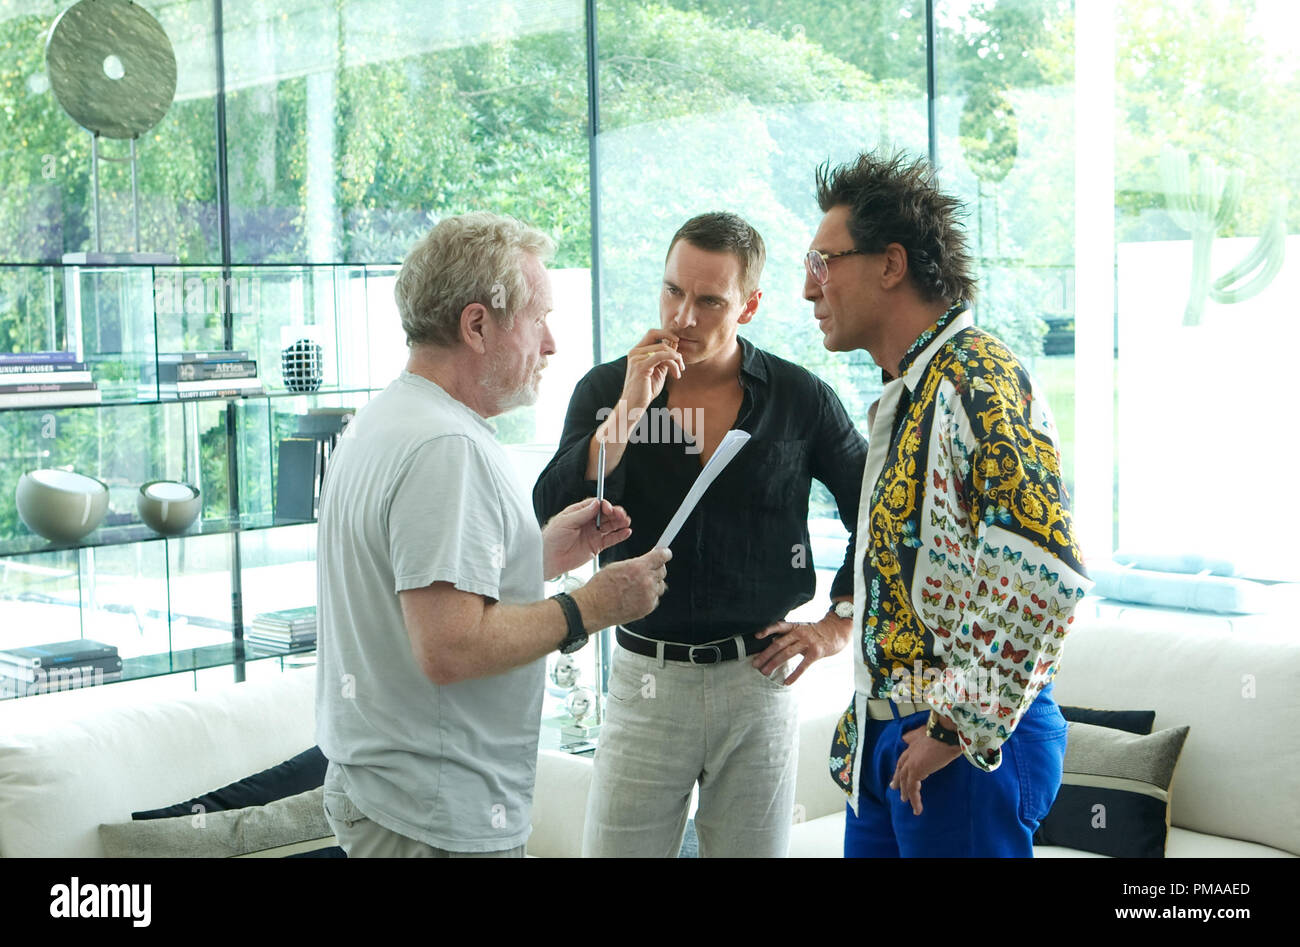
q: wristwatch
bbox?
[926,711,961,747]
[551,592,589,654]
[832,601,854,620]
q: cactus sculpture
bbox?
[1159,145,1287,326]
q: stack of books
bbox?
[247,606,317,652]
[0,639,122,698]
[146,350,264,401]
[0,351,101,408]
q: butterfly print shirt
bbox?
[829,303,1092,803]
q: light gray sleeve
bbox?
[388,435,505,600]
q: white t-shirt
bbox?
[315,370,545,852]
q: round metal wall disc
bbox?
[45,0,177,139]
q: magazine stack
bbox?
[0,639,122,698]
[247,606,317,652]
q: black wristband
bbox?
[551,592,588,654]
[926,711,961,747]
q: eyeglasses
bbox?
[805,248,867,285]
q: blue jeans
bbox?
[844,683,1068,857]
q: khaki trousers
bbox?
[322,772,526,858]
[582,643,799,857]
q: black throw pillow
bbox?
[1059,706,1156,735]
[132,746,327,820]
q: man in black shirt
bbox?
[533,212,867,857]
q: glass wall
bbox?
[587,0,1300,608]
[221,0,590,267]
[594,0,928,415]
[3,0,1296,640]
[0,0,594,695]
[592,0,928,593]
[934,0,1298,591]
[934,0,1076,485]
[219,0,592,453]
[0,0,221,262]
[1107,0,1298,582]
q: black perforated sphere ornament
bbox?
[281,338,324,393]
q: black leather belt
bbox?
[615,627,768,664]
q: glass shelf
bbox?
[0,644,317,700]
[0,385,381,413]
[0,512,315,561]
[123,642,317,681]
[0,262,400,270]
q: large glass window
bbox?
[934,0,1076,487]
[591,1,929,639]
[1107,0,1298,582]
[0,0,221,262]
[220,0,593,455]
[595,0,928,410]
[931,0,1300,595]
[222,0,590,268]
[3,0,1296,694]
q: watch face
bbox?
[560,632,588,654]
[834,602,854,619]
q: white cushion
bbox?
[794,710,852,822]
[0,668,317,857]
[529,750,594,858]
[788,813,845,857]
[1032,843,1109,858]
[1164,826,1297,858]
[1050,615,1300,855]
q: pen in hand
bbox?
[595,439,607,528]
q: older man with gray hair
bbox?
[316,212,670,857]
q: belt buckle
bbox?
[688,644,722,665]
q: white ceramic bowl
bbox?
[15,469,110,544]
[137,480,202,535]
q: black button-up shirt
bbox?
[532,336,868,646]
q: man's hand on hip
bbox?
[541,498,632,580]
[890,724,964,816]
[751,611,852,685]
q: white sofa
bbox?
[0,667,320,858]
[1,611,1296,857]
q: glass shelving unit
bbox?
[0,261,403,699]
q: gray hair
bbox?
[394,212,556,348]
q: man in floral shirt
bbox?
[803,150,1091,857]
